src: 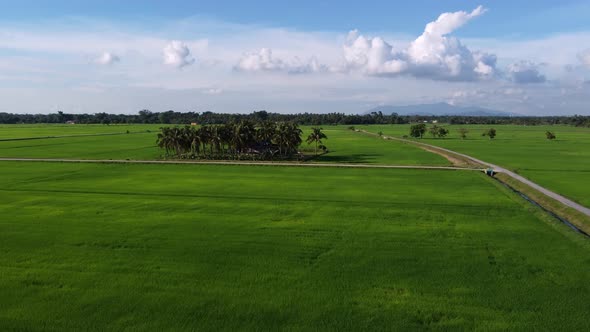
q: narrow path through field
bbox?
[362,131,590,217]
[0,157,479,171]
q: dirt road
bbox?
[380,134,590,217]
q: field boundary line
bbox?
[0,157,482,171]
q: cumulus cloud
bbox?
[163,40,195,68]
[95,52,120,65]
[235,48,284,71]
[234,48,328,74]
[507,61,546,84]
[343,6,497,81]
[578,49,590,66]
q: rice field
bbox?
[359,124,590,207]
[1,123,590,330]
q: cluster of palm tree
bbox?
[156,121,305,160]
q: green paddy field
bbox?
[1,124,590,330]
[0,124,161,140]
[0,125,448,165]
[359,124,590,207]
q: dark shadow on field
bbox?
[518,168,590,173]
[0,141,80,149]
[314,153,381,163]
[0,131,151,142]
[0,187,519,213]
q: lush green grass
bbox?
[306,127,447,165]
[0,132,162,160]
[0,124,161,140]
[0,124,162,159]
[360,124,590,206]
[0,125,448,165]
[1,162,590,330]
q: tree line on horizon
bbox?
[156,121,327,160]
[1,110,589,127]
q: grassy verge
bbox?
[495,173,590,235]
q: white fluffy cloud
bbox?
[163,41,195,68]
[507,61,546,84]
[343,6,496,81]
[234,48,327,74]
[95,52,120,65]
[235,48,284,71]
[579,49,590,66]
[2,12,590,115]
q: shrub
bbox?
[409,124,427,138]
[482,128,496,139]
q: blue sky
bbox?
[3,0,589,37]
[1,1,590,114]
[7,1,501,23]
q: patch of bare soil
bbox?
[417,145,481,168]
[377,133,482,168]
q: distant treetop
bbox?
[0,110,589,127]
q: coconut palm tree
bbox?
[234,120,256,155]
[257,121,275,143]
[197,126,211,157]
[275,122,302,157]
[221,123,236,156]
[274,122,290,157]
[185,126,200,156]
[156,127,174,156]
[288,123,303,156]
[169,127,183,157]
[209,125,224,155]
[306,127,327,155]
[256,121,277,156]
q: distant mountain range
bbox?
[364,103,520,117]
